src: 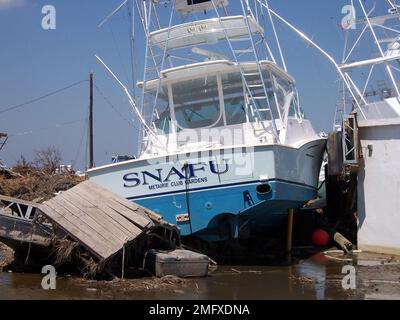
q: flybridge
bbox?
[149,15,264,50]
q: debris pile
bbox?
[72,275,188,293]
[0,242,14,270]
[0,180,207,280]
[0,150,210,280]
[0,162,84,202]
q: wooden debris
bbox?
[39,180,155,262]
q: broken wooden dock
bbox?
[39,180,175,262]
[0,195,52,248]
[1,180,180,275]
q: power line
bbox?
[8,118,86,137]
[0,80,87,115]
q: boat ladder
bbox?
[211,0,280,142]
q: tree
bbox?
[33,146,62,174]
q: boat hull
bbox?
[89,139,326,241]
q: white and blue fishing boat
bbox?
[89,0,326,242]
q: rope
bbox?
[8,119,86,137]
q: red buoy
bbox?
[312,229,330,247]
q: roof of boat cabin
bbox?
[137,60,296,90]
[149,15,263,50]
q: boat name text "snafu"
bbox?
[187,23,208,34]
[123,161,228,188]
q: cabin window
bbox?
[274,73,292,118]
[154,101,171,134]
[288,94,306,120]
[221,72,247,125]
[144,86,171,134]
[187,0,211,4]
[289,96,298,117]
[172,75,223,130]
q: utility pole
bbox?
[89,73,94,169]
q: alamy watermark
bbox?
[41,265,57,290]
[41,5,56,30]
[341,4,356,30]
[341,265,356,290]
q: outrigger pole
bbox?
[257,0,367,119]
[95,55,168,152]
[98,0,128,28]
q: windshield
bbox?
[221,72,247,125]
[148,67,294,134]
[144,86,171,134]
[172,75,223,130]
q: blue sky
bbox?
[0,0,378,169]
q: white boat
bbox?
[89,0,326,242]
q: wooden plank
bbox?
[37,180,162,262]
[327,132,343,176]
[68,186,142,237]
[42,200,115,258]
[79,182,153,229]
[53,193,123,249]
[42,200,117,260]
[146,210,164,222]
[49,194,122,252]
[69,189,138,237]
[113,197,160,223]
[64,188,138,242]
[59,190,130,242]
[81,181,152,222]
[40,203,109,260]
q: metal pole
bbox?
[122,242,126,279]
[358,0,400,97]
[286,208,294,254]
[89,73,94,169]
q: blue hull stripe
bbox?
[126,178,317,201]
